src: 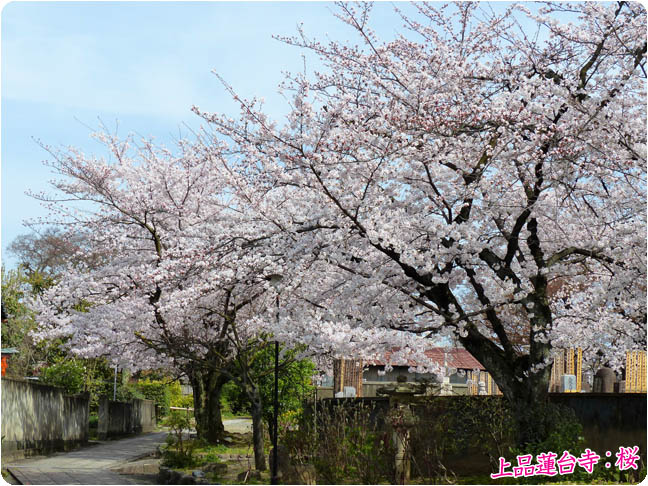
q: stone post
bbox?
[593,367,616,393]
[440,376,453,396]
[377,376,426,484]
[392,404,412,484]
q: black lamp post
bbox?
[113,364,118,401]
[267,275,283,485]
[272,336,279,484]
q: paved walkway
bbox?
[223,418,252,434]
[4,419,254,485]
[5,432,167,485]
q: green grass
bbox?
[162,435,273,484]
[194,442,257,459]
[161,434,267,466]
[221,410,251,420]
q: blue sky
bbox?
[2,1,426,268]
[2,2,537,269]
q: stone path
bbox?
[223,418,252,434]
[4,419,254,485]
[5,432,167,485]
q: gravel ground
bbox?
[224,418,252,434]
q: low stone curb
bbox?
[158,466,209,485]
[110,458,161,475]
[218,453,253,461]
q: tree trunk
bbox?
[458,288,557,448]
[248,386,267,471]
[460,333,555,447]
[190,368,227,444]
[506,375,552,446]
[475,350,554,446]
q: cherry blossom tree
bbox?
[196,2,646,444]
[30,132,290,460]
[28,126,430,468]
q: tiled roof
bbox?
[366,347,485,370]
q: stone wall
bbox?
[317,381,471,399]
[1,378,89,461]
[313,393,647,475]
[97,398,156,439]
[133,397,156,433]
[550,393,647,455]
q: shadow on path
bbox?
[5,432,167,485]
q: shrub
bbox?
[136,378,172,416]
[409,397,589,484]
[283,401,395,484]
[169,381,194,409]
[508,403,586,484]
[115,383,145,402]
[408,396,516,482]
[40,359,86,395]
[285,396,594,484]
[89,413,98,429]
[518,406,583,455]
[221,344,314,429]
[162,411,196,468]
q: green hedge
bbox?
[135,378,193,416]
[135,379,172,416]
